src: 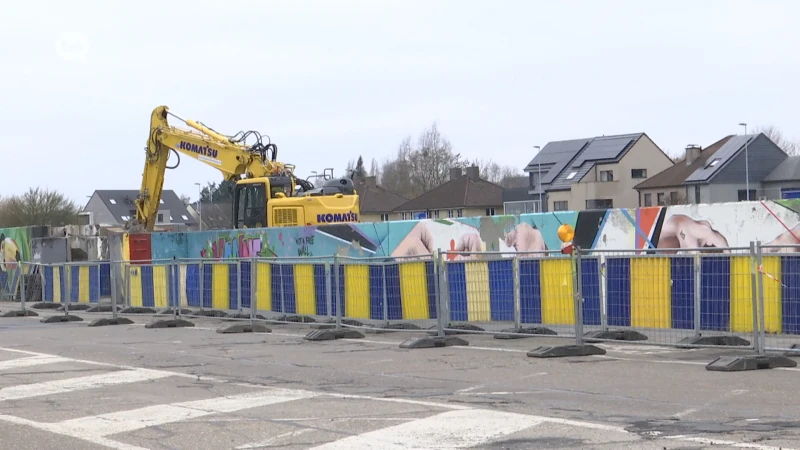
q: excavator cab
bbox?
[233,179,268,229]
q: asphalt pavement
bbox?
[0,307,798,449]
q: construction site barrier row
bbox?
[28,251,800,334]
[13,242,800,367]
[40,263,112,304]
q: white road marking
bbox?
[308,409,544,449]
[0,368,174,401]
[455,385,483,394]
[0,355,72,371]
[672,408,698,418]
[56,388,318,437]
[459,391,544,396]
[666,435,789,450]
[0,414,151,450]
[236,429,315,449]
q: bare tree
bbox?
[755,125,799,155]
[369,158,380,179]
[661,193,689,206]
[0,187,80,227]
[469,158,524,186]
[380,137,415,197]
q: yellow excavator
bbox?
[129,105,360,232]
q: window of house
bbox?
[586,199,613,209]
[457,209,463,217]
[657,193,665,205]
[181,215,189,221]
[448,209,454,218]
[157,213,164,223]
[485,207,495,216]
[159,199,164,204]
[631,169,647,179]
[694,187,701,204]
[599,170,613,182]
[380,213,389,221]
[434,210,440,219]
[109,199,117,205]
[565,171,577,180]
[738,189,756,201]
[669,191,680,204]
[170,215,174,222]
[529,171,541,189]
[643,193,652,206]
[121,215,130,221]
[706,158,720,168]
[553,201,568,211]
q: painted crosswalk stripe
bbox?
[309,409,543,449]
[0,355,72,371]
[56,388,319,438]
[0,369,174,401]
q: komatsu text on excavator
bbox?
[129,105,360,232]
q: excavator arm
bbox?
[132,106,290,231]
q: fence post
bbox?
[40,265,46,305]
[381,261,389,326]
[333,256,341,330]
[512,254,521,330]
[64,264,72,318]
[599,254,608,332]
[693,253,702,337]
[237,260,242,312]
[324,261,333,320]
[748,241,761,353]
[110,261,119,320]
[250,257,257,324]
[433,252,445,338]
[125,264,131,309]
[755,240,767,355]
[279,263,286,315]
[574,247,585,345]
[20,263,27,313]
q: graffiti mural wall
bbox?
[145,200,800,262]
[0,226,31,294]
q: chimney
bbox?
[365,176,377,189]
[685,145,701,165]
[450,167,463,180]
[465,166,480,180]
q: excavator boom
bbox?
[131,106,359,233]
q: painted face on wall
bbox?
[0,235,20,272]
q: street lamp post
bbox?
[194,182,202,231]
[533,145,542,213]
[739,123,749,201]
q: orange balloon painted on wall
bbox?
[557,224,575,243]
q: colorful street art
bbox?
[144,200,800,262]
[0,226,31,295]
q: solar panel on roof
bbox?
[571,137,633,168]
[685,135,754,183]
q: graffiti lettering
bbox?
[294,235,314,257]
[316,212,358,223]
[199,234,274,259]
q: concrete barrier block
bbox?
[494,326,557,340]
[88,317,134,327]
[706,355,797,372]
[144,319,195,329]
[527,344,606,358]
[40,315,83,323]
[400,336,469,349]
[216,323,272,334]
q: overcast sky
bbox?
[3,0,799,206]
